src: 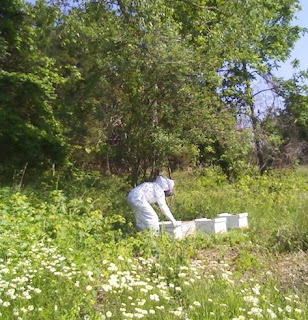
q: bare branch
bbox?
[252,87,275,98]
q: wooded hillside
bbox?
[1,0,307,184]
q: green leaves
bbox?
[0,1,68,174]
[1,0,305,180]
[0,71,66,169]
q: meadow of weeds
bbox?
[0,167,307,319]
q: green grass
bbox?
[0,167,307,319]
[172,167,308,251]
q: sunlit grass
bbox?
[0,167,307,319]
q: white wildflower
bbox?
[267,309,277,319]
[178,273,186,278]
[150,294,159,301]
[155,306,165,310]
[252,284,261,295]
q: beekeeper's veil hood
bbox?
[156,175,174,193]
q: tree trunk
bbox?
[243,63,265,173]
[249,103,265,171]
[131,159,140,187]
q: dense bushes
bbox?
[1,0,307,184]
[1,166,307,257]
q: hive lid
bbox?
[217,213,230,216]
[194,218,211,222]
[159,221,182,228]
[213,217,227,222]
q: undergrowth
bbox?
[0,167,307,319]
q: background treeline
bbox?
[1,0,307,185]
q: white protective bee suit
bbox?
[127,175,177,232]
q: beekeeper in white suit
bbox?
[127,175,179,232]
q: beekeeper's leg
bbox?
[128,198,159,233]
[137,201,160,233]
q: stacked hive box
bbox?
[217,213,248,229]
[181,221,196,237]
[159,221,183,239]
[159,213,248,239]
[194,217,227,234]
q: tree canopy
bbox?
[1,0,307,183]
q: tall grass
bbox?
[0,167,307,319]
[172,167,308,251]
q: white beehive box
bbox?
[217,213,248,229]
[181,221,196,237]
[159,221,183,239]
[195,217,227,234]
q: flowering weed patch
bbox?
[0,167,307,319]
[0,234,98,319]
[96,252,307,319]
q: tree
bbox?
[0,0,66,176]
[275,71,308,165]
[1,0,305,182]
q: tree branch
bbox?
[252,87,275,98]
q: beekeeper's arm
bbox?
[155,187,178,226]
